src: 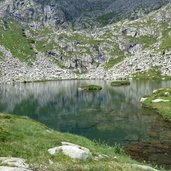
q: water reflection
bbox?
[0,80,171,146]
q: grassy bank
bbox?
[0,113,158,171]
[133,68,171,80]
[142,88,171,120]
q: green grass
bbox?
[35,39,55,53]
[133,67,171,80]
[0,20,36,64]
[79,85,102,90]
[137,35,157,48]
[0,113,149,171]
[104,45,125,70]
[126,35,157,49]
[0,51,4,59]
[142,88,171,120]
[111,80,130,86]
[96,12,117,26]
[160,28,171,51]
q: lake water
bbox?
[0,80,171,168]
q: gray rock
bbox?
[164,92,170,96]
[0,157,32,171]
[140,97,148,102]
[152,99,170,103]
[48,142,91,160]
[0,166,32,171]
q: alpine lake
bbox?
[0,80,171,169]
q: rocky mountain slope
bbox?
[1,1,171,83]
[0,0,170,29]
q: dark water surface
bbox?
[0,80,171,168]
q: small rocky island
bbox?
[79,85,102,91]
[111,80,130,86]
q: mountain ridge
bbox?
[1,1,171,83]
[0,0,170,29]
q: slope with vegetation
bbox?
[0,113,161,171]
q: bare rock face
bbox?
[0,157,32,171]
[0,0,170,28]
[48,142,91,160]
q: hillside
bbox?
[0,0,169,29]
[0,1,171,83]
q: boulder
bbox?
[48,142,91,160]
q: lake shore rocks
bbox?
[48,142,91,160]
[0,157,32,171]
[132,164,159,171]
[140,97,148,102]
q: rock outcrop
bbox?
[0,0,169,29]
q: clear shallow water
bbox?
[1,80,171,168]
[0,80,171,145]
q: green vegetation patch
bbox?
[79,85,102,91]
[0,113,144,171]
[0,51,4,59]
[160,25,171,51]
[111,80,130,86]
[126,35,157,49]
[96,12,117,26]
[104,45,125,70]
[0,20,36,64]
[133,67,171,80]
[142,88,171,120]
[137,35,157,48]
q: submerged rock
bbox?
[48,142,91,160]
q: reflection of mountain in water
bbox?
[0,80,171,145]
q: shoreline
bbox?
[0,113,161,171]
[141,88,171,120]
